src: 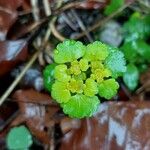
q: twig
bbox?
[0,110,19,131]
[137,0,150,9]
[71,9,93,42]
[38,0,52,66]
[51,21,66,41]
[0,51,40,106]
[43,0,51,16]
[120,82,134,101]
[55,1,86,13]
[31,0,40,21]
[136,80,150,94]
[61,12,78,31]
[31,0,41,46]
[73,3,132,40]
[51,0,65,41]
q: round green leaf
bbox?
[54,40,86,63]
[54,64,71,82]
[51,81,71,103]
[123,13,150,40]
[84,78,98,97]
[134,39,150,62]
[43,63,57,92]
[84,41,108,61]
[62,94,100,118]
[123,63,139,91]
[121,41,138,63]
[7,126,32,150]
[105,50,126,78]
[98,79,119,99]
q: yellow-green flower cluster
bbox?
[43,40,126,118]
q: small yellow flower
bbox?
[70,60,81,75]
[67,78,84,93]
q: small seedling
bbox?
[121,12,150,90]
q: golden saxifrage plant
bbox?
[43,40,126,118]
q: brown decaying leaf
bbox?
[0,128,7,149]
[7,22,38,39]
[74,0,134,10]
[21,0,31,11]
[12,89,59,144]
[140,69,150,85]
[60,117,81,135]
[0,101,18,128]
[77,0,110,9]
[0,39,28,76]
[60,101,150,150]
[0,0,23,40]
[136,68,150,101]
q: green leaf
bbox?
[7,126,32,150]
[138,64,148,73]
[105,49,126,78]
[104,0,124,15]
[123,13,150,41]
[84,78,98,97]
[98,79,119,99]
[134,39,150,62]
[84,41,109,61]
[121,40,150,63]
[54,64,71,82]
[79,58,89,71]
[51,81,71,103]
[43,63,57,92]
[62,94,100,118]
[54,40,86,63]
[123,64,139,91]
[121,41,138,63]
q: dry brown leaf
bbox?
[60,101,150,150]
[77,0,109,9]
[0,0,23,40]
[0,39,28,76]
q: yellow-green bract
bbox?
[43,40,126,118]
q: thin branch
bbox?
[51,21,66,41]
[31,0,41,46]
[43,0,51,16]
[71,9,93,42]
[0,51,39,106]
[61,12,78,31]
[0,110,19,131]
[51,0,65,41]
[120,82,134,101]
[31,0,40,21]
[73,3,132,40]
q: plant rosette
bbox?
[43,40,126,118]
